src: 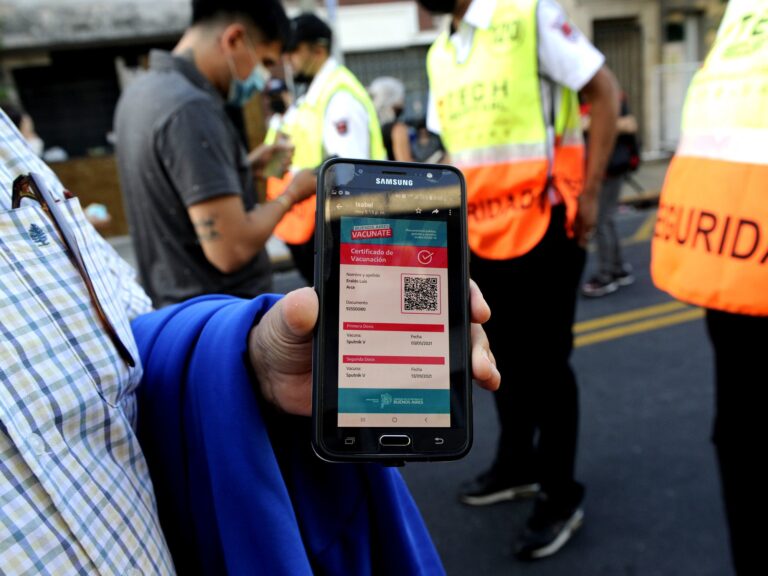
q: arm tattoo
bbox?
[193,216,221,243]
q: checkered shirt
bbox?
[0,110,175,574]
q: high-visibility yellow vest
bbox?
[267,64,386,245]
[426,0,584,260]
[651,0,768,316]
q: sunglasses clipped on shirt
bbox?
[11,172,136,367]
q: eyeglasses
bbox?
[12,173,136,367]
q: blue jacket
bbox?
[132,294,444,575]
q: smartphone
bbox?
[313,158,471,463]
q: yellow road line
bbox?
[575,308,704,348]
[587,209,658,252]
[575,300,687,334]
[630,210,657,243]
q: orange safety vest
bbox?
[266,172,319,244]
[426,0,584,260]
[651,0,768,316]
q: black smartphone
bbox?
[312,158,471,463]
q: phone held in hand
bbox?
[263,133,291,179]
[312,158,472,464]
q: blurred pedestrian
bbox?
[410,118,447,164]
[368,76,414,161]
[0,100,45,157]
[114,0,315,308]
[581,91,640,297]
[266,12,386,284]
[264,77,293,145]
[420,0,618,560]
[260,77,295,179]
[651,1,767,572]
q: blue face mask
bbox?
[229,64,268,107]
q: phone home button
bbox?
[379,434,412,447]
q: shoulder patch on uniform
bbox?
[335,119,349,135]
[552,15,579,42]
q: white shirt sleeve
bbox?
[537,0,605,91]
[426,92,442,136]
[323,91,371,159]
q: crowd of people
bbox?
[1,0,761,574]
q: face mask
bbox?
[292,72,314,86]
[269,98,287,115]
[229,63,270,107]
[417,0,457,14]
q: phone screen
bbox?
[314,160,470,461]
[338,215,451,427]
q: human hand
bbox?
[248,280,500,416]
[574,188,599,248]
[249,142,294,178]
[283,169,317,204]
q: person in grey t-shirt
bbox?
[115,0,315,307]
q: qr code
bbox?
[403,275,439,312]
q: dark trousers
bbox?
[470,205,586,506]
[595,175,626,277]
[705,309,766,575]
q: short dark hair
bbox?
[285,13,333,52]
[191,0,290,44]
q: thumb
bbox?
[250,287,318,377]
[276,287,319,342]
[248,288,317,415]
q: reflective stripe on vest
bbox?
[651,0,768,316]
[267,65,386,245]
[426,0,584,260]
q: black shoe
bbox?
[581,273,618,298]
[613,264,635,287]
[514,493,584,560]
[459,470,539,506]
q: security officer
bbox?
[651,1,768,572]
[267,13,386,283]
[419,0,618,560]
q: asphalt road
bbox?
[399,206,733,576]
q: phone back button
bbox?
[379,435,412,447]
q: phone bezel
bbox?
[312,158,472,463]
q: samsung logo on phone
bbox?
[375,177,414,186]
